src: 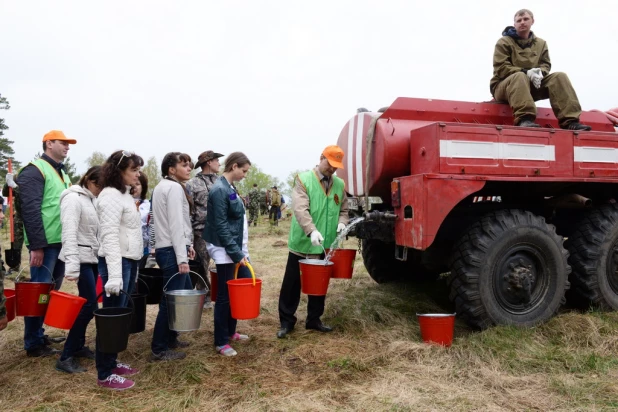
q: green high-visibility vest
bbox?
[23,158,70,246]
[288,170,344,255]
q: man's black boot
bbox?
[562,122,592,131]
[27,345,60,358]
[277,327,292,339]
[517,117,541,128]
[306,322,333,333]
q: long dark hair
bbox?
[78,166,102,188]
[137,173,148,200]
[99,150,144,194]
[160,152,194,213]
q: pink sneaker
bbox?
[97,374,135,390]
[230,333,249,342]
[112,362,140,376]
[216,344,237,357]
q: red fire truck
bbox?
[337,98,618,329]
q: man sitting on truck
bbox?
[490,9,591,131]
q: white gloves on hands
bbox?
[337,223,346,233]
[527,68,543,89]
[104,278,123,297]
[310,230,324,246]
[6,173,17,188]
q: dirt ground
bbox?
[1,218,618,411]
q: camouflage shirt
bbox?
[248,188,260,210]
[186,173,219,232]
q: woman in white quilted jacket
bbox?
[150,152,195,361]
[94,150,144,391]
[56,166,102,375]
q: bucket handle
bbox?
[233,262,257,286]
[163,271,207,292]
[136,277,150,295]
[96,289,135,310]
[15,265,55,284]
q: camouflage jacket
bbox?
[248,188,260,209]
[186,173,218,232]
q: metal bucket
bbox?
[164,272,207,332]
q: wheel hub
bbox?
[495,248,547,313]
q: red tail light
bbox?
[391,180,401,208]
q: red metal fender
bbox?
[394,175,486,249]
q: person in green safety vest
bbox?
[276,145,349,339]
[16,130,76,357]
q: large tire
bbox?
[449,209,570,329]
[361,239,437,284]
[566,204,618,310]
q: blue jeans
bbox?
[24,246,65,351]
[61,264,98,360]
[151,246,193,354]
[95,256,138,380]
[214,263,251,347]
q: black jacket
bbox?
[16,154,67,249]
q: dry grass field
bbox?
[2,218,618,411]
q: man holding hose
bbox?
[277,145,349,339]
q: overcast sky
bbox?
[1,0,616,183]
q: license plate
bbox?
[348,197,359,210]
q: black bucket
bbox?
[94,291,133,353]
[139,267,164,305]
[129,279,148,334]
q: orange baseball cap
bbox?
[42,130,77,144]
[322,145,344,169]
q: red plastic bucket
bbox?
[209,267,217,302]
[299,259,333,296]
[326,249,356,279]
[44,290,87,330]
[96,275,103,303]
[417,313,456,347]
[5,289,16,322]
[228,263,261,320]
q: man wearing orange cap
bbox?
[17,130,75,357]
[277,145,349,339]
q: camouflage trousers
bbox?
[193,232,212,297]
[248,206,259,225]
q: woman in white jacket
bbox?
[56,166,101,374]
[95,150,144,391]
[150,152,195,361]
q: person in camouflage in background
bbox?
[186,150,224,307]
[3,172,23,275]
[248,183,260,226]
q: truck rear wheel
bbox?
[566,204,618,310]
[449,209,570,329]
[362,239,436,284]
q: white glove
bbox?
[310,230,324,246]
[527,68,543,89]
[64,272,80,282]
[104,278,123,297]
[6,173,17,188]
[337,223,346,233]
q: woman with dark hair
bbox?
[56,166,102,374]
[95,150,144,390]
[150,152,195,361]
[203,151,252,357]
[132,173,151,256]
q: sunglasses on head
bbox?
[117,150,135,167]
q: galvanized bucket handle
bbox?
[15,265,55,284]
[96,289,135,310]
[233,262,257,286]
[163,271,208,292]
